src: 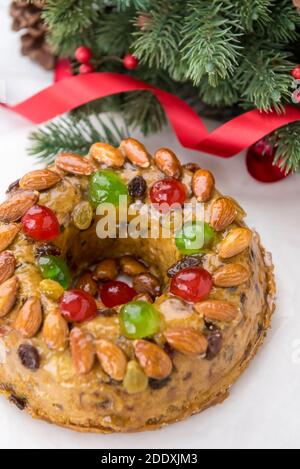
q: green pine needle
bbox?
[28,115,129,165]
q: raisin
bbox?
[6,179,20,195]
[206,330,223,360]
[128,176,147,199]
[183,163,200,173]
[149,376,171,390]
[18,344,40,371]
[167,255,204,278]
[35,243,61,258]
[10,394,27,410]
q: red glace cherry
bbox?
[150,178,187,208]
[60,290,97,323]
[22,205,60,241]
[170,267,213,303]
[100,281,137,308]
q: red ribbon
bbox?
[2,71,300,180]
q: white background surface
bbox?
[0,0,300,450]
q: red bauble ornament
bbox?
[22,205,60,241]
[79,63,95,74]
[60,290,97,323]
[75,46,93,64]
[150,178,187,208]
[291,65,300,80]
[170,267,213,303]
[100,281,137,308]
[123,54,139,70]
[246,139,289,183]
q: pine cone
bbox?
[10,1,55,70]
[293,0,300,10]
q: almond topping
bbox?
[165,328,208,356]
[134,340,172,380]
[15,298,42,338]
[96,340,127,381]
[120,256,147,277]
[0,223,20,253]
[192,169,215,202]
[0,191,38,223]
[55,152,95,176]
[119,138,150,168]
[195,300,239,322]
[154,148,182,179]
[90,143,125,168]
[0,251,16,284]
[210,197,237,232]
[213,263,251,287]
[219,228,253,259]
[70,328,95,375]
[42,310,69,351]
[19,169,62,191]
[0,276,19,318]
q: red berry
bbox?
[22,205,60,241]
[60,290,97,323]
[75,46,93,64]
[123,54,139,70]
[292,65,300,80]
[170,267,213,303]
[79,63,95,74]
[150,178,187,208]
[100,281,137,308]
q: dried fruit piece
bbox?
[150,178,187,208]
[19,169,61,191]
[0,251,16,284]
[73,201,93,230]
[154,148,182,179]
[210,197,237,232]
[167,255,203,278]
[170,267,212,303]
[35,243,61,258]
[9,394,27,411]
[134,340,172,380]
[22,205,60,241]
[213,264,251,287]
[0,190,38,223]
[96,340,127,381]
[195,300,239,322]
[15,298,42,338]
[120,256,147,277]
[101,281,137,308]
[38,255,72,289]
[119,138,150,168]
[76,272,98,297]
[175,221,215,254]
[219,228,253,259]
[123,360,148,394]
[89,170,128,207]
[192,169,215,202]
[55,152,95,176]
[90,142,125,168]
[60,290,97,323]
[18,344,40,371]
[133,293,153,304]
[205,328,223,360]
[40,279,65,301]
[120,301,161,339]
[0,223,20,253]
[165,328,208,356]
[128,176,147,199]
[70,328,95,374]
[93,259,119,281]
[6,179,20,194]
[183,163,200,173]
[0,276,19,318]
[133,273,161,298]
[42,311,69,351]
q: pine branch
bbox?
[28,114,129,164]
[95,9,135,56]
[116,0,151,11]
[231,0,273,33]
[267,0,300,43]
[269,122,300,173]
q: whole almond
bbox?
[120,256,147,277]
[165,328,208,356]
[210,197,237,232]
[90,142,125,168]
[134,340,172,380]
[192,169,215,202]
[55,152,95,176]
[133,272,161,298]
[119,138,150,168]
[19,169,62,191]
[213,263,251,287]
[15,298,42,338]
[96,339,127,381]
[0,223,20,252]
[154,148,182,179]
[0,276,19,318]
[70,328,95,375]
[93,259,119,281]
[0,191,38,223]
[42,311,69,351]
[195,300,239,322]
[0,251,16,284]
[219,228,253,259]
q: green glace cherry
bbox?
[120,301,161,339]
[38,256,72,289]
[89,170,129,207]
[175,221,215,255]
